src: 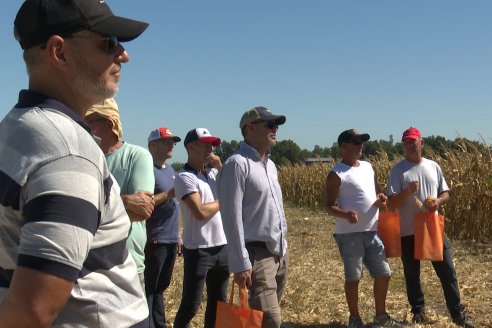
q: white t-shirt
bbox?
[175,165,227,249]
[331,160,379,234]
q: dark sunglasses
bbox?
[254,120,278,130]
[160,139,177,146]
[66,34,120,54]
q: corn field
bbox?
[278,139,492,242]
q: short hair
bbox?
[23,46,44,75]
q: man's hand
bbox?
[207,154,222,169]
[374,193,388,208]
[177,237,183,256]
[122,192,155,222]
[234,270,252,288]
[346,210,358,224]
[407,181,419,195]
[424,197,440,212]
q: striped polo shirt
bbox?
[0,90,148,327]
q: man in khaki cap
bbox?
[218,106,288,328]
[86,97,155,291]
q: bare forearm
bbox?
[326,205,348,219]
[194,200,220,221]
[154,189,175,205]
[387,188,413,209]
[121,192,155,221]
[0,267,73,328]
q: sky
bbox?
[1,1,492,164]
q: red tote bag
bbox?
[378,208,402,258]
[414,211,445,261]
[215,282,263,328]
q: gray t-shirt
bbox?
[387,158,449,236]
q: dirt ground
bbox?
[163,204,492,327]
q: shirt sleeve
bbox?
[127,148,155,194]
[20,155,100,281]
[386,166,402,196]
[217,158,251,273]
[174,171,198,200]
[436,163,450,194]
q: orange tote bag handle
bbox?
[414,211,444,261]
[215,282,263,328]
[377,207,402,258]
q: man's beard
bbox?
[72,51,117,104]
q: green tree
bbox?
[270,139,304,165]
[215,140,240,162]
[171,162,184,172]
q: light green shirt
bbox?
[106,142,154,273]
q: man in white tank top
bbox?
[325,129,402,328]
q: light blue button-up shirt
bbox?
[217,141,288,273]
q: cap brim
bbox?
[350,133,370,143]
[199,136,221,147]
[360,133,370,142]
[173,136,182,142]
[254,114,286,126]
[91,15,149,42]
[273,115,286,125]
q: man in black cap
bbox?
[0,1,149,326]
[325,129,402,328]
[218,106,288,328]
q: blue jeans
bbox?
[144,243,178,328]
[173,245,229,328]
[401,235,464,316]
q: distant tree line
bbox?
[170,135,488,170]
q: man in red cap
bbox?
[145,127,183,328]
[387,127,474,327]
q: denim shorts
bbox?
[334,231,391,281]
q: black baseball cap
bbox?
[337,129,370,146]
[14,0,149,50]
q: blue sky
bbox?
[1,1,491,163]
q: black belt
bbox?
[0,268,13,288]
[245,241,267,248]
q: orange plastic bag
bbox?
[378,208,402,258]
[215,282,263,328]
[414,211,444,261]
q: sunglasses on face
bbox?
[254,120,278,130]
[157,138,176,146]
[66,34,120,54]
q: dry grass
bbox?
[162,204,492,327]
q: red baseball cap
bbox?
[148,127,181,143]
[402,127,422,141]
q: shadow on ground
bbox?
[282,322,346,328]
